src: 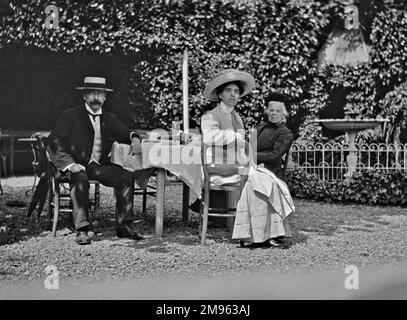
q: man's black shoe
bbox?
[76,231,92,245]
[116,222,144,240]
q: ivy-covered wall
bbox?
[0,0,406,141]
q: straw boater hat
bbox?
[203,69,255,101]
[76,76,113,92]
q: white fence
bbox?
[290,142,407,181]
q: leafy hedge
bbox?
[0,0,407,137]
[133,0,331,134]
[286,167,407,206]
[301,7,407,144]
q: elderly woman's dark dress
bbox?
[256,121,294,179]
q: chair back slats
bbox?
[201,140,252,180]
[282,141,293,181]
[29,133,56,179]
[206,165,241,176]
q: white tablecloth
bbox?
[111,141,203,197]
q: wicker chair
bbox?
[199,140,251,245]
[27,134,100,236]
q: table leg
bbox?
[155,168,166,237]
[182,182,190,222]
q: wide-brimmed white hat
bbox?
[204,69,255,101]
[76,76,113,92]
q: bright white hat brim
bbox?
[204,71,255,101]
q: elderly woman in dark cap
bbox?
[256,92,294,179]
[232,91,295,248]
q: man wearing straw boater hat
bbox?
[189,69,255,223]
[48,76,145,245]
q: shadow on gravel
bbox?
[288,198,407,238]
[0,189,76,245]
[2,185,406,248]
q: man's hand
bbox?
[130,137,142,155]
[68,163,86,173]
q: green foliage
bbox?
[0,0,406,136]
[286,167,407,206]
[370,9,407,91]
[0,0,330,132]
[136,0,331,131]
[305,8,407,144]
[376,81,407,143]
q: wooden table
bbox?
[155,169,191,237]
[111,141,203,237]
[0,130,50,176]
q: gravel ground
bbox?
[1,176,407,298]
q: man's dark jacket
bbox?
[256,121,294,179]
[48,106,134,171]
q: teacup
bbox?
[148,132,161,141]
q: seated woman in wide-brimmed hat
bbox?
[188,69,254,221]
[201,69,254,167]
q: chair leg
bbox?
[0,157,3,194]
[94,183,100,216]
[47,181,53,230]
[227,190,238,232]
[91,183,100,218]
[69,199,75,228]
[227,216,235,232]
[27,175,37,195]
[1,156,7,179]
[52,181,60,237]
[198,196,203,237]
[142,188,147,213]
[182,182,189,222]
[200,188,210,245]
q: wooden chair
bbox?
[281,141,293,181]
[199,140,251,245]
[134,175,157,213]
[49,173,100,237]
[27,134,100,236]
